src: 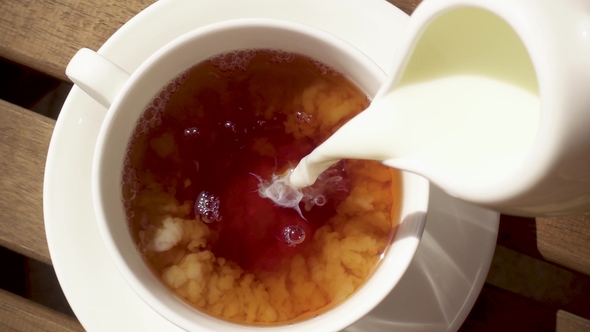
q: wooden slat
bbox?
[386,0,420,14]
[497,214,590,277]
[0,0,155,81]
[0,289,83,332]
[0,100,55,265]
[0,0,420,82]
[537,213,590,276]
[557,310,590,332]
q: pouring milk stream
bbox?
[280,0,590,216]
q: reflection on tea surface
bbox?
[122,50,401,324]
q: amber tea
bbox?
[122,49,402,325]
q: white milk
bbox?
[289,8,541,194]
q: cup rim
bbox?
[92,18,429,332]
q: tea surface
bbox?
[122,50,401,324]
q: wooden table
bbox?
[1,0,589,331]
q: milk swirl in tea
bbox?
[122,49,401,324]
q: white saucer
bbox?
[43,0,499,331]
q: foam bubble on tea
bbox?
[122,50,402,325]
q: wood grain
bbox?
[557,310,590,332]
[537,213,590,276]
[0,0,155,81]
[0,100,55,265]
[0,0,421,83]
[386,0,421,14]
[0,289,83,332]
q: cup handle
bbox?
[66,48,131,109]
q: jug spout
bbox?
[291,0,590,216]
[289,100,398,188]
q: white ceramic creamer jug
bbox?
[289,0,590,216]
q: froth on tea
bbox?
[121,49,402,325]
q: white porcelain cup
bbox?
[66,19,429,332]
